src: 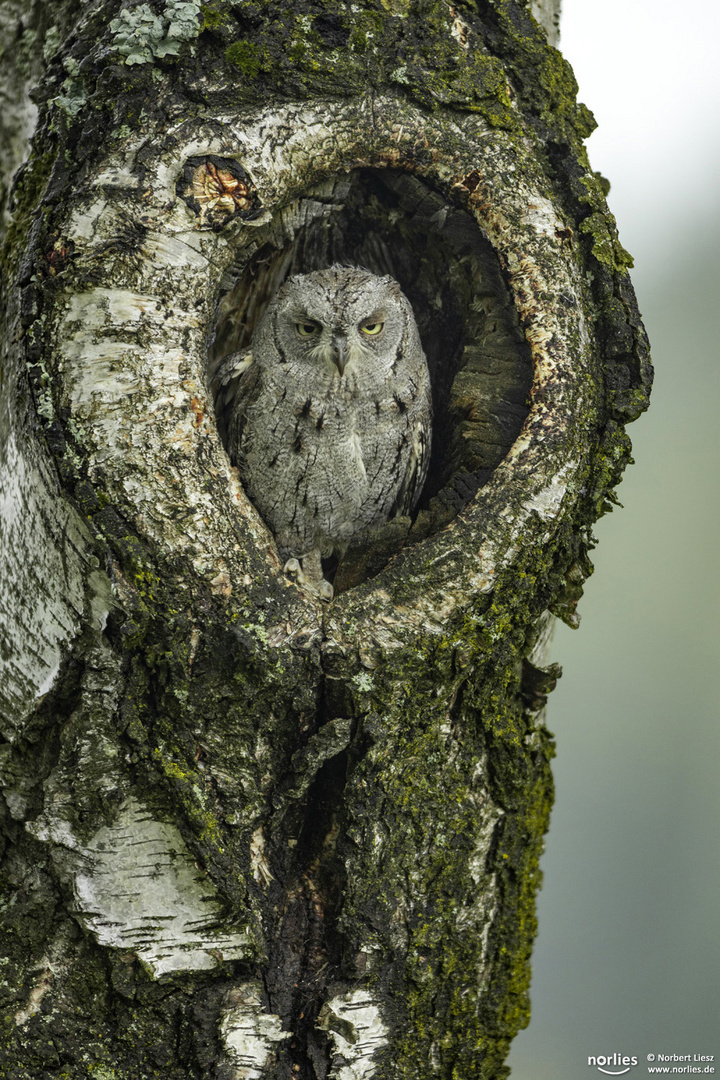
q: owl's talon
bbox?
[282,557,334,602]
[316,579,334,602]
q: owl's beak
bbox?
[332,335,349,376]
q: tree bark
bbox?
[0,1,651,1078]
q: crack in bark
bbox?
[260,641,352,1077]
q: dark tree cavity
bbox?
[210,168,533,590]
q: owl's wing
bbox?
[394,417,431,517]
[215,350,259,464]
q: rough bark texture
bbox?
[0,1,651,1078]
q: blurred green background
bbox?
[508,0,720,1074]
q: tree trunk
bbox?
[0,1,650,1078]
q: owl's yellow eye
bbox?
[297,322,320,337]
[361,322,384,336]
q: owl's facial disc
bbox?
[286,291,392,378]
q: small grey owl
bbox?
[224,266,432,599]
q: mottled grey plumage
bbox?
[223,266,432,598]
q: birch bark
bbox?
[0,1,650,1077]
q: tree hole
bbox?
[208,168,533,580]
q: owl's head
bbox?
[258,266,419,379]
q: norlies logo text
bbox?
[588,1054,639,1075]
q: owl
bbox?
[222,266,432,599]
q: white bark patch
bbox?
[528,609,556,670]
[530,0,561,46]
[250,827,274,885]
[219,983,289,1079]
[91,165,137,189]
[0,431,97,734]
[14,960,53,1026]
[142,229,212,267]
[454,780,503,989]
[51,244,274,587]
[66,197,109,240]
[318,990,389,1080]
[448,4,471,50]
[526,462,576,522]
[72,797,252,977]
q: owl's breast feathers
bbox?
[221,313,431,560]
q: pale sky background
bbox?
[508,1,720,1076]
